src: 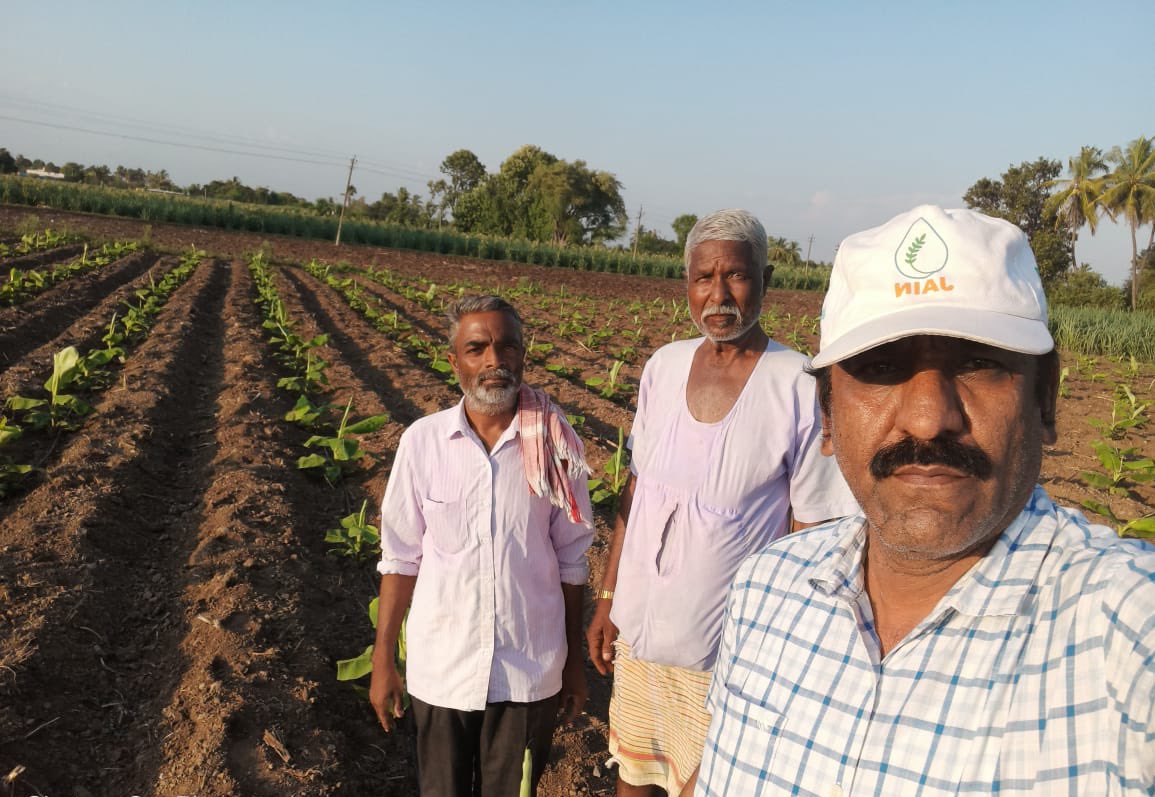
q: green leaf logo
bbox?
[894,219,949,280]
[904,234,926,267]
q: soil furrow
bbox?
[270,267,417,506]
[0,258,228,795]
[0,250,162,373]
[0,243,88,271]
[279,265,458,425]
[343,271,630,457]
[133,259,409,795]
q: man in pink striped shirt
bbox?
[370,295,594,797]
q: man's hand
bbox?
[369,658,406,732]
[559,654,588,723]
[586,599,618,675]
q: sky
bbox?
[1,0,1151,284]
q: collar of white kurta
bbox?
[517,384,592,527]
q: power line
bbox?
[0,93,355,164]
[0,114,350,168]
[0,92,441,184]
[0,113,439,185]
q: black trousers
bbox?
[411,693,561,797]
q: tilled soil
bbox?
[0,205,1152,797]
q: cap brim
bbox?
[811,306,1055,368]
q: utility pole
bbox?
[630,205,644,262]
[805,234,815,265]
[335,155,357,246]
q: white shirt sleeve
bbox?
[377,431,424,576]
[788,379,859,524]
[627,356,655,476]
[550,470,595,585]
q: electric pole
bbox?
[335,155,357,246]
[631,205,644,262]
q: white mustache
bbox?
[479,367,514,382]
[702,305,741,319]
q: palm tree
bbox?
[767,236,801,267]
[1100,136,1155,309]
[1045,146,1107,270]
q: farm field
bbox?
[1,205,1153,797]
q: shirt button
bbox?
[828,785,843,797]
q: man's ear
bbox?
[762,266,774,295]
[447,350,460,377]
[819,408,834,456]
[1040,352,1060,446]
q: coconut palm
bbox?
[1100,136,1155,309]
[1045,146,1107,270]
[767,236,802,267]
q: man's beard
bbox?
[695,304,760,342]
[462,367,520,415]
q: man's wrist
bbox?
[597,588,615,601]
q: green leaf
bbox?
[1081,499,1116,520]
[44,346,83,394]
[1122,517,1155,537]
[345,414,391,434]
[336,645,375,682]
[6,396,46,411]
[297,453,328,469]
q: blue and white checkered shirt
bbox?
[697,487,1155,796]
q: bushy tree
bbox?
[0,148,16,174]
[1045,265,1126,309]
[439,149,486,218]
[672,214,697,252]
[964,157,1072,283]
[453,145,625,245]
[631,228,680,256]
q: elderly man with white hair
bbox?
[586,209,856,797]
[695,205,1155,796]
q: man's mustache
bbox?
[478,367,514,383]
[702,304,740,319]
[870,436,993,480]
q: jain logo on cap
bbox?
[894,217,954,297]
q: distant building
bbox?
[23,169,65,180]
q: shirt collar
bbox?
[809,486,1057,618]
[808,516,869,599]
[446,398,522,450]
[943,486,1056,617]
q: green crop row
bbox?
[1050,306,1155,361]
[0,227,78,259]
[0,248,204,496]
[1,240,140,306]
[2,176,829,289]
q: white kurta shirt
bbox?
[611,337,858,670]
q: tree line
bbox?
[11,136,1149,310]
[964,136,1155,310]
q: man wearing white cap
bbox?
[694,205,1155,795]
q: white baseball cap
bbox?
[811,205,1054,368]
